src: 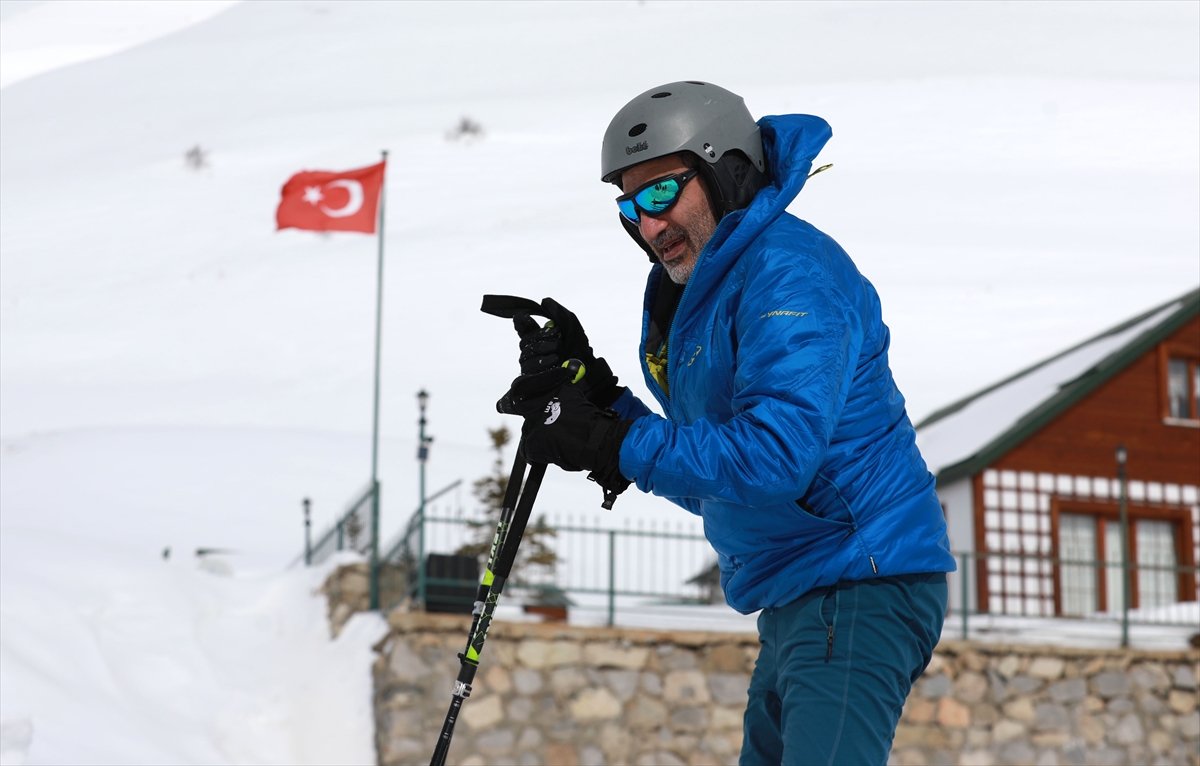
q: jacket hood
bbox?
[689,114,832,289]
[758,113,833,215]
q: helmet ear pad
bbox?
[692,149,770,221]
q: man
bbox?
[497,82,955,765]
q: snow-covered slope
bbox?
[1,2,1197,763]
[3,0,1198,535]
[1,539,382,765]
[0,1,239,89]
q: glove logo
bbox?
[543,399,561,425]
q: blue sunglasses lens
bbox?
[618,198,639,223]
[617,176,684,223]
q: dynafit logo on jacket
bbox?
[759,310,808,319]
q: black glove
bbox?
[496,367,633,498]
[512,298,623,408]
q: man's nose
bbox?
[639,214,669,241]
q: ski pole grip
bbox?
[481,294,546,320]
[562,358,585,384]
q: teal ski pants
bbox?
[740,572,947,766]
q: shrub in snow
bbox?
[184,144,208,170]
[445,117,484,142]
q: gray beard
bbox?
[651,225,703,285]
[662,256,694,285]
[649,205,715,285]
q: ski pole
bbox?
[429,356,584,766]
[429,450,528,765]
[429,452,546,766]
[456,446,528,677]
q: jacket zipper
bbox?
[823,587,840,663]
[816,471,879,576]
[658,235,714,418]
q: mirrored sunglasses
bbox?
[615,168,699,224]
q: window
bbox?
[1137,519,1178,608]
[1103,519,1124,612]
[1053,503,1192,615]
[1161,346,1199,423]
[1167,359,1192,419]
[1058,513,1176,614]
[1059,513,1097,615]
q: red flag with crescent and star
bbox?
[276,160,386,233]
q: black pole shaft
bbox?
[461,451,528,645]
[492,463,545,581]
[430,447,546,766]
[430,695,465,766]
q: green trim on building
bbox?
[919,288,1200,487]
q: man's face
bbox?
[622,155,717,285]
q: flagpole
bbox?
[369,149,387,610]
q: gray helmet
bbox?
[601,81,764,183]
[601,82,769,251]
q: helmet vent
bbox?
[650,92,672,99]
[686,81,705,85]
[628,123,647,137]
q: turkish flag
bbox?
[276,160,386,233]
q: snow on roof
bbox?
[916,290,1197,479]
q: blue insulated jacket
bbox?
[610,114,955,614]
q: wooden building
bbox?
[917,288,1200,618]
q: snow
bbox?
[943,602,1200,651]
[1,2,1198,763]
[0,537,384,765]
[916,300,1186,476]
[0,1,240,89]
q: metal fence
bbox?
[378,503,715,624]
[949,549,1199,645]
[306,481,378,567]
[303,488,1198,646]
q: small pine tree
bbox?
[344,507,363,550]
[457,426,557,586]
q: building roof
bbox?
[915,287,1200,485]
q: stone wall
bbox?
[371,611,1199,766]
[374,613,757,766]
[320,561,370,638]
[894,641,1198,766]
